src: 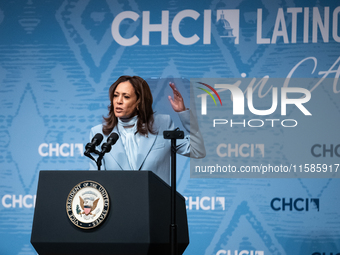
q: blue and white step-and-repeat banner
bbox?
[0,0,340,254]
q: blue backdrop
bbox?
[0,0,339,254]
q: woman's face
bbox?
[113,81,138,119]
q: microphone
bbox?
[100,132,119,155]
[85,133,104,155]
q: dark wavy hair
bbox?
[102,76,155,136]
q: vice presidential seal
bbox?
[66,180,109,229]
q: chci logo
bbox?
[66,180,109,229]
[270,198,319,211]
[217,250,264,255]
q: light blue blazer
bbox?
[89,110,205,184]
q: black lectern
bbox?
[31,170,189,255]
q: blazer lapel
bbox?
[107,127,131,170]
[135,132,158,170]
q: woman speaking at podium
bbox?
[88,75,205,184]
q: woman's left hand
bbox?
[168,82,186,112]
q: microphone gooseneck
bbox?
[84,133,104,160]
[100,132,119,155]
[96,132,119,171]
